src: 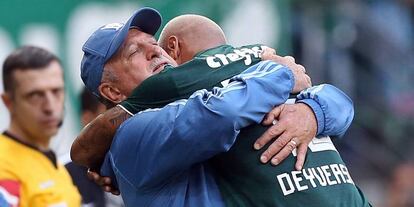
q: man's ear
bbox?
[1,93,13,112]
[98,83,125,105]
[167,35,180,61]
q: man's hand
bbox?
[87,169,120,195]
[261,48,311,93]
[253,103,317,170]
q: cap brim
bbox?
[105,7,162,61]
[129,7,162,36]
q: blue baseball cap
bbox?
[81,7,162,97]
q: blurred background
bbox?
[0,0,412,206]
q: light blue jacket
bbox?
[101,61,354,207]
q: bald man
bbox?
[158,14,227,65]
[128,14,370,207]
[72,13,370,206]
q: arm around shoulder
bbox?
[70,106,131,169]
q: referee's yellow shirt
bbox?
[0,132,81,207]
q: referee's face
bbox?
[103,28,177,102]
[6,61,65,142]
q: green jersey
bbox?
[120,45,371,207]
[209,125,371,207]
[120,44,264,113]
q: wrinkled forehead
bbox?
[124,28,157,45]
[113,28,157,57]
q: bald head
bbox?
[159,14,227,64]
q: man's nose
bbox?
[146,44,162,60]
[42,92,59,115]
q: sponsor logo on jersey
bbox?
[206,46,265,68]
[0,180,20,207]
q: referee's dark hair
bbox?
[2,46,61,93]
[81,87,102,113]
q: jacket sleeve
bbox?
[296,84,354,138]
[101,61,295,189]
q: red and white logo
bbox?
[0,180,20,207]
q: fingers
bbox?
[260,52,302,71]
[262,105,284,126]
[272,57,309,93]
[87,170,101,183]
[295,144,308,170]
[263,46,276,55]
[292,70,311,93]
[284,56,295,62]
[257,132,293,163]
[88,171,111,186]
[261,46,281,56]
[87,169,120,195]
[111,190,120,195]
[104,186,120,195]
[263,137,298,165]
[256,103,317,168]
[260,46,277,60]
[261,52,286,63]
[103,186,111,192]
[254,122,285,150]
[305,74,312,87]
[297,64,306,73]
[273,55,295,65]
[299,74,312,90]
